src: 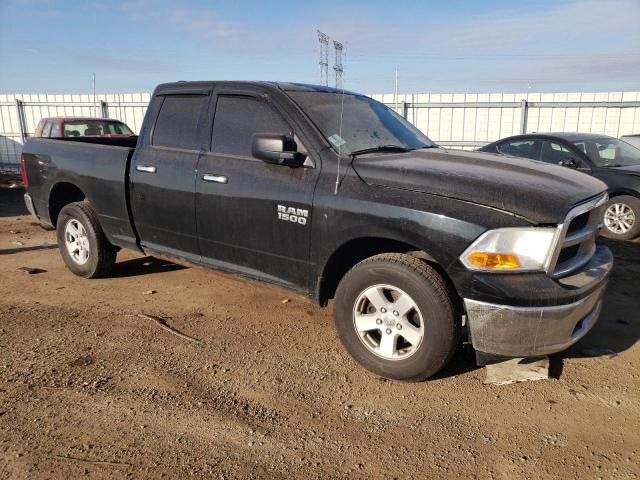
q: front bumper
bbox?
[463,244,612,357]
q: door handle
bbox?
[202,174,228,184]
[136,165,157,173]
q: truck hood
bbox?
[352,148,607,224]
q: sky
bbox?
[0,0,639,94]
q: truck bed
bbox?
[22,137,139,250]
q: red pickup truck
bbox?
[34,117,135,138]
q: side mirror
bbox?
[558,158,578,169]
[252,133,304,167]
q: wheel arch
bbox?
[316,236,453,307]
[608,189,640,200]
[48,182,87,227]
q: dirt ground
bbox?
[0,187,638,479]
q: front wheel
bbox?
[601,195,640,240]
[56,201,117,278]
[334,253,461,381]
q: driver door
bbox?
[539,141,590,172]
[195,91,320,289]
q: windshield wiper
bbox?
[408,144,437,151]
[349,145,410,156]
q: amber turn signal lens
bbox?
[466,252,520,270]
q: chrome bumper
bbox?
[24,193,37,218]
[464,285,606,357]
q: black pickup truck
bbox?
[21,81,613,381]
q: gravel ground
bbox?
[0,188,638,479]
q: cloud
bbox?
[120,0,317,56]
[164,7,244,45]
[431,0,639,54]
[59,47,179,75]
[475,53,640,88]
[353,0,640,91]
[118,0,640,91]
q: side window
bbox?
[211,96,292,158]
[540,141,581,166]
[42,121,53,137]
[35,120,45,137]
[50,122,61,137]
[595,141,616,161]
[64,123,84,137]
[497,140,538,160]
[152,94,208,150]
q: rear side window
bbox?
[42,121,53,137]
[153,94,208,150]
[35,119,46,137]
[50,122,61,137]
[497,139,539,160]
[211,96,292,158]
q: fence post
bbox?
[519,99,528,134]
[15,99,27,143]
[100,101,109,118]
[402,101,409,119]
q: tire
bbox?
[334,253,461,382]
[56,201,117,278]
[601,195,640,240]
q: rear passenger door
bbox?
[195,91,320,289]
[130,92,210,262]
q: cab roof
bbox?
[40,117,127,123]
[154,80,359,96]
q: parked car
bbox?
[621,134,640,149]
[480,133,640,240]
[34,117,135,138]
[20,81,612,381]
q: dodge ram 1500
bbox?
[21,81,613,381]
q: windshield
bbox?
[572,137,640,168]
[287,91,433,156]
[63,120,134,137]
[622,136,640,149]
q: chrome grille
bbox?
[547,193,608,278]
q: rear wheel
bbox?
[334,253,461,381]
[56,201,117,278]
[601,195,640,240]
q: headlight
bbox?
[460,227,560,272]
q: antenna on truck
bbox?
[334,88,345,195]
[334,44,346,195]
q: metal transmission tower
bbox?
[333,41,344,89]
[317,30,329,86]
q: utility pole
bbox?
[92,72,97,117]
[317,30,329,86]
[394,69,398,112]
[333,41,344,89]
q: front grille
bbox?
[567,211,590,234]
[548,193,608,278]
[556,244,580,265]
